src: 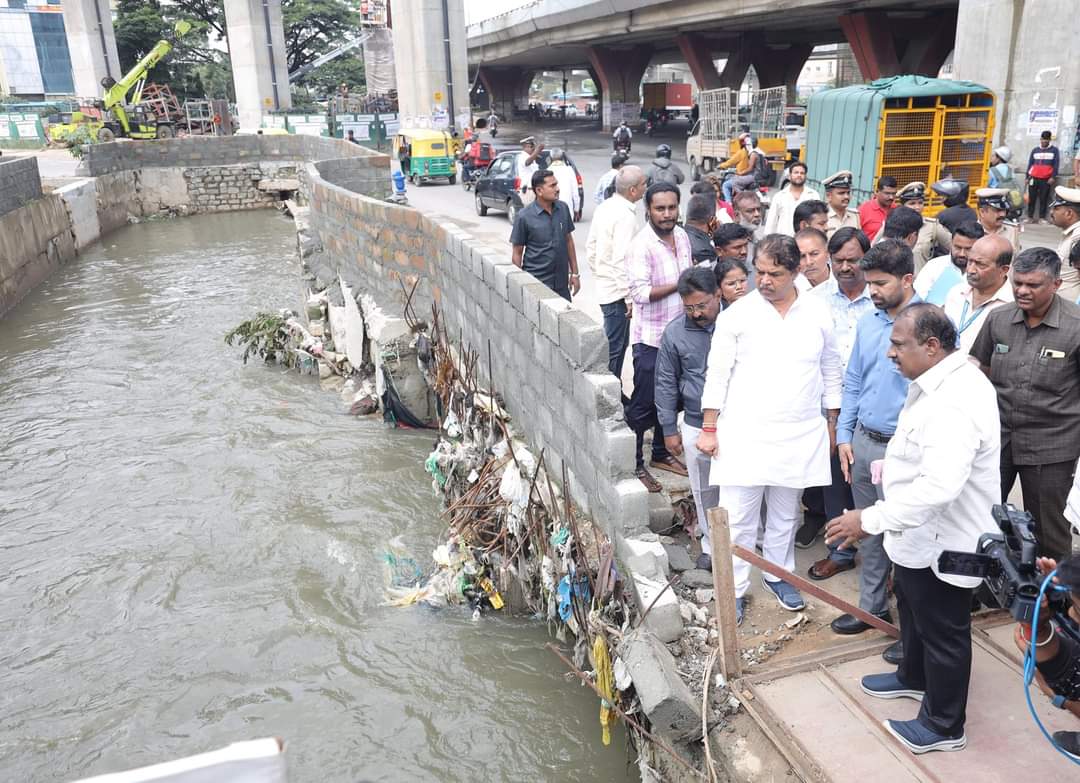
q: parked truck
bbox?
[686,86,788,181]
[642,82,693,118]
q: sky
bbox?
[464,0,538,25]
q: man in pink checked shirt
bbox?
[625,182,693,492]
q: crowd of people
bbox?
[507,149,1080,758]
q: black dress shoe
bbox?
[882,640,904,666]
[795,517,824,549]
[830,611,892,635]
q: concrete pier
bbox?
[60,0,121,99]
[390,0,469,128]
[223,0,292,131]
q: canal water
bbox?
[0,211,634,781]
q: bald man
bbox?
[942,233,1014,352]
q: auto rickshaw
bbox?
[393,129,457,186]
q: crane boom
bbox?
[288,34,371,83]
[102,21,191,116]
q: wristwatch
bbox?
[1052,694,1068,709]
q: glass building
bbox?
[0,0,74,97]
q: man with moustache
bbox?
[656,266,724,566]
[859,176,898,239]
[971,247,1080,560]
[828,240,919,667]
[796,227,833,288]
[766,161,820,236]
[824,170,861,238]
[797,227,875,551]
[696,235,843,621]
[626,182,693,491]
[914,221,985,305]
[793,199,830,235]
[942,234,1013,352]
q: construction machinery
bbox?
[686,86,789,181]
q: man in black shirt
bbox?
[510,169,580,300]
[1013,554,1080,760]
[684,194,718,266]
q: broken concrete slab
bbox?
[679,569,714,589]
[663,543,695,573]
[616,535,669,582]
[629,572,683,643]
[258,178,300,192]
[618,629,702,743]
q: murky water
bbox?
[0,211,634,781]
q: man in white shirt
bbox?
[913,220,984,305]
[548,149,581,222]
[516,136,543,207]
[765,161,820,236]
[586,166,646,381]
[942,234,1013,352]
[696,235,843,623]
[826,304,1000,755]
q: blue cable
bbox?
[1023,569,1080,766]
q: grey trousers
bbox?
[851,425,891,615]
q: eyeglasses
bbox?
[683,302,711,314]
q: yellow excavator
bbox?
[49,20,191,144]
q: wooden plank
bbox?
[732,544,900,638]
[707,506,742,680]
[741,635,893,684]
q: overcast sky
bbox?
[465,0,537,25]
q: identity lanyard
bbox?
[957,298,987,334]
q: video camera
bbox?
[938,504,1075,627]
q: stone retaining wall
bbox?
[0,155,43,217]
[0,192,76,317]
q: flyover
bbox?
[467,0,960,128]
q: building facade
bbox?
[0,0,74,98]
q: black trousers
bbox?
[895,565,973,737]
[626,343,669,469]
[803,448,853,526]
[1000,449,1075,560]
[1028,177,1053,220]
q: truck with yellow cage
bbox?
[804,75,995,217]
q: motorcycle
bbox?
[644,120,655,137]
[462,166,483,192]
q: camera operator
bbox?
[1012,554,1080,760]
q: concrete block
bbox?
[649,491,677,534]
[598,428,636,479]
[531,329,553,372]
[573,372,623,421]
[492,263,525,302]
[538,296,569,345]
[520,282,553,328]
[617,629,700,741]
[507,269,533,314]
[558,308,608,372]
[616,534,669,582]
[598,478,650,537]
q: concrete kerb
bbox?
[557,308,608,372]
[618,629,702,743]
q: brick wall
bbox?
[0,156,43,217]
[304,166,648,537]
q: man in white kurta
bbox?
[697,236,844,621]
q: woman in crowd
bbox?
[716,258,750,309]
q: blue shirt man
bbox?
[829,240,919,642]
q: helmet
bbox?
[993,145,1012,163]
[619,120,627,126]
[655,144,672,159]
[931,178,969,207]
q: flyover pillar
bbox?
[839,10,956,81]
[954,0,1080,174]
[676,34,721,92]
[61,0,121,99]
[717,39,754,90]
[390,0,470,128]
[477,66,534,121]
[223,0,291,131]
[588,44,652,132]
[751,44,812,102]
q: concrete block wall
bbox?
[81,135,378,177]
[0,156,43,217]
[304,163,648,537]
[185,165,282,212]
[0,194,77,317]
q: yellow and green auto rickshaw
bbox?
[393,129,457,185]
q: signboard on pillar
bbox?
[1026,108,1059,137]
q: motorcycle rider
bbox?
[646,144,686,187]
[613,120,633,153]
